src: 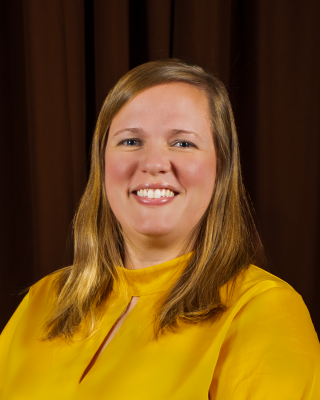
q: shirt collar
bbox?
[113,252,194,296]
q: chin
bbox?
[137,227,173,238]
[132,221,176,238]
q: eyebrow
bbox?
[111,127,143,138]
[111,127,202,139]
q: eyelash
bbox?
[119,138,196,148]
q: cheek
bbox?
[179,156,216,200]
[104,153,136,199]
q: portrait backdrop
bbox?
[1,0,319,334]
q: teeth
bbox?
[136,189,176,198]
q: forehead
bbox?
[110,82,211,132]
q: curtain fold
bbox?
[0,0,86,327]
[94,0,130,114]
[173,0,234,85]
[249,0,320,316]
[22,0,86,276]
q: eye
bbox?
[172,140,195,148]
[119,138,142,147]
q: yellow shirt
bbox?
[1,253,320,399]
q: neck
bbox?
[123,234,191,270]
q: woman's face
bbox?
[105,82,217,246]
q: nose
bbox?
[139,145,171,175]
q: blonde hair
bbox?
[43,59,263,341]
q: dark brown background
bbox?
[1,0,319,334]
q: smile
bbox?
[136,189,176,198]
[132,188,178,206]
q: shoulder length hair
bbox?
[43,59,263,341]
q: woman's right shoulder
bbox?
[26,269,70,315]
[0,269,66,383]
[1,269,64,340]
[29,270,62,300]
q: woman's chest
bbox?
[3,295,228,400]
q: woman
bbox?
[1,59,319,399]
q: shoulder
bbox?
[9,270,64,335]
[222,265,320,353]
[223,265,298,311]
[238,264,295,296]
[225,265,320,356]
[0,270,62,364]
[26,270,63,315]
[211,266,320,398]
[29,270,61,296]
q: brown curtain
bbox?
[1,0,319,335]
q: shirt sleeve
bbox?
[0,293,29,389]
[210,287,320,400]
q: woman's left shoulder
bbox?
[227,265,302,310]
[226,265,320,349]
[224,265,320,343]
[238,264,297,295]
[212,267,320,399]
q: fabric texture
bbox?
[1,253,319,399]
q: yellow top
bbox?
[1,253,320,399]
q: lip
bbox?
[131,183,180,194]
[132,192,178,206]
